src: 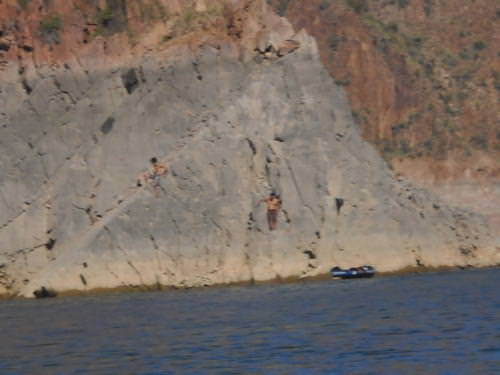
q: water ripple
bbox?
[0,268,498,374]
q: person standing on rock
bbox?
[139,157,168,197]
[263,191,282,231]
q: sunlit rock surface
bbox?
[0,0,498,297]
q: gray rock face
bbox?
[0,31,498,297]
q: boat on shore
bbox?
[330,265,376,279]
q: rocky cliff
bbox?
[0,0,498,298]
[269,0,500,231]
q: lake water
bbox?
[1,268,499,374]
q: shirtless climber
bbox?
[262,191,282,231]
[138,157,168,197]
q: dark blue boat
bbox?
[330,265,375,279]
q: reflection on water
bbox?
[1,269,499,374]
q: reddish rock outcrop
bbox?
[0,0,299,75]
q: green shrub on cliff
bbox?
[398,0,409,9]
[424,0,433,16]
[38,14,62,44]
[96,8,114,27]
[346,0,368,14]
[472,40,487,51]
[17,0,31,10]
[470,135,488,150]
[93,0,128,36]
[94,8,115,36]
[319,0,330,11]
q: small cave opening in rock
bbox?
[100,116,115,134]
[121,68,139,94]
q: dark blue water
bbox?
[1,269,499,374]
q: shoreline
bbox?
[1,264,498,301]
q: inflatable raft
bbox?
[330,265,376,279]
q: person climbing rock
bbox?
[263,191,282,231]
[139,157,168,197]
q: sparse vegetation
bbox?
[335,78,351,86]
[470,135,488,150]
[472,40,487,51]
[275,0,291,16]
[423,60,434,77]
[424,0,433,16]
[328,34,341,52]
[93,0,128,36]
[172,6,225,38]
[38,14,62,44]
[458,48,470,60]
[138,0,168,22]
[442,53,458,67]
[17,0,31,10]
[391,122,408,135]
[380,139,412,158]
[374,37,390,54]
[96,7,114,28]
[183,8,196,27]
[398,0,409,9]
[319,0,330,11]
[492,71,500,91]
[439,94,451,104]
[423,138,433,152]
[399,140,410,154]
[444,102,458,116]
[345,0,368,14]
[412,36,424,47]
[93,8,114,36]
[390,112,420,137]
[386,23,398,33]
[364,17,427,69]
[459,71,472,82]
[283,0,496,164]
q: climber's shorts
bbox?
[151,175,161,187]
